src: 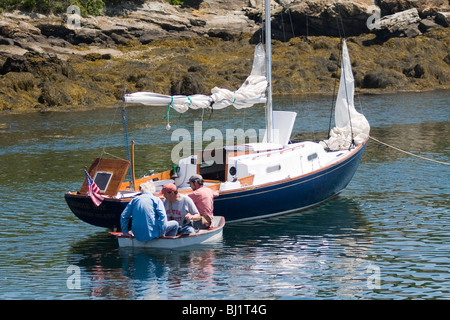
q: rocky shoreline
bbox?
[0,0,449,113]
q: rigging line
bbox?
[335,5,346,39]
[101,150,127,161]
[98,103,121,160]
[91,102,123,177]
[302,14,316,142]
[341,41,355,147]
[258,1,264,44]
[334,14,353,146]
[305,12,308,38]
[283,6,307,141]
[328,39,342,139]
[356,93,365,114]
[327,15,344,140]
[369,136,450,166]
[288,8,295,38]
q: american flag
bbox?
[85,169,105,207]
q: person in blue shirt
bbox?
[120,181,179,242]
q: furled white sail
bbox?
[123,44,267,113]
[321,40,370,150]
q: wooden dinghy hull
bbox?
[111,216,225,249]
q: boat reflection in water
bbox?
[69,233,224,299]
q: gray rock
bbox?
[276,0,373,38]
[376,8,422,38]
[435,11,450,27]
[0,37,15,46]
[443,53,450,65]
[171,73,207,96]
[0,1,448,60]
[403,63,426,78]
[73,27,103,44]
[0,44,28,56]
[419,17,442,32]
[110,32,130,45]
[139,26,169,44]
[362,69,406,89]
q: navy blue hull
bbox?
[214,141,367,222]
[65,194,128,230]
[65,140,368,229]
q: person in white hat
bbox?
[120,181,179,241]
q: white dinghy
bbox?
[110,216,225,249]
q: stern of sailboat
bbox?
[65,158,131,229]
[64,192,128,229]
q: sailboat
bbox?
[65,1,370,230]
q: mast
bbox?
[264,0,273,143]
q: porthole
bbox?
[307,153,318,161]
[266,164,281,173]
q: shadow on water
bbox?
[224,196,369,245]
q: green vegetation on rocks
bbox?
[0,0,449,113]
[1,29,449,113]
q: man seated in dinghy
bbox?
[160,183,199,235]
[120,181,179,241]
[185,174,219,230]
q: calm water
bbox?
[0,90,448,300]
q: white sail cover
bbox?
[123,44,267,113]
[321,40,370,150]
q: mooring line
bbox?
[369,136,450,166]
